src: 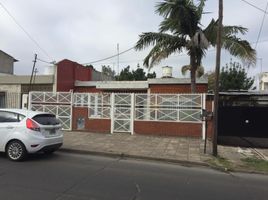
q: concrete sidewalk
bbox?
[61,131,212,166]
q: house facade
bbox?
[0,50,18,75]
[0,55,212,138]
[260,72,268,91]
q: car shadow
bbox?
[25,152,61,162]
[0,152,6,159]
[0,152,61,162]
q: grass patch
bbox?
[241,157,268,172]
[207,156,233,171]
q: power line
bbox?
[36,57,55,65]
[255,1,268,49]
[85,38,268,66]
[241,0,268,14]
[82,46,135,65]
[0,1,54,61]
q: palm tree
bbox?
[181,65,204,78]
[135,0,256,93]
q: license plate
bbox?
[50,129,56,135]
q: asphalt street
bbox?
[0,152,268,200]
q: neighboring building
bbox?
[0,75,54,108]
[260,72,268,91]
[0,50,18,75]
[0,58,114,108]
[56,59,114,92]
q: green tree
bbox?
[219,61,255,91]
[116,66,134,81]
[116,65,157,81]
[101,65,116,78]
[135,0,256,93]
[132,64,147,80]
[147,71,157,79]
[203,71,216,91]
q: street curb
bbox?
[59,148,268,175]
[59,148,209,168]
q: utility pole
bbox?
[29,54,37,93]
[117,43,119,78]
[33,68,38,84]
[213,0,223,156]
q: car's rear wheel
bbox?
[6,141,27,161]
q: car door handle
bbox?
[7,126,14,129]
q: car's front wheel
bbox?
[6,140,27,161]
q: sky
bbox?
[0,0,268,85]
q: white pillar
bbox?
[202,93,206,140]
[110,93,115,134]
[70,91,74,131]
[130,93,135,135]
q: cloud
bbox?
[0,0,267,77]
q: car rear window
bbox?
[32,114,60,125]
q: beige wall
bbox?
[0,84,21,93]
[0,52,14,74]
[0,84,21,108]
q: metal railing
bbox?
[73,93,203,123]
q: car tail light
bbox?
[26,118,40,132]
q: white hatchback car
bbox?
[0,109,63,161]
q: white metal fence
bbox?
[29,92,72,130]
[72,93,205,134]
[28,92,206,134]
[73,93,203,122]
[135,94,202,122]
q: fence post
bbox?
[177,94,180,122]
[202,93,206,140]
[28,92,32,110]
[131,93,135,135]
[70,91,74,131]
[110,93,115,134]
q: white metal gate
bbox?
[29,92,72,130]
[111,93,134,133]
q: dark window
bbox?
[0,111,25,123]
[0,92,6,108]
[32,114,60,125]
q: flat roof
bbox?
[75,78,208,89]
[75,81,148,89]
[148,78,208,84]
[0,75,54,84]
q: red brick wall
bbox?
[75,87,103,93]
[206,100,214,139]
[72,107,202,137]
[57,59,92,92]
[72,107,110,133]
[149,84,208,93]
[134,121,202,137]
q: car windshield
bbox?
[32,114,60,125]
